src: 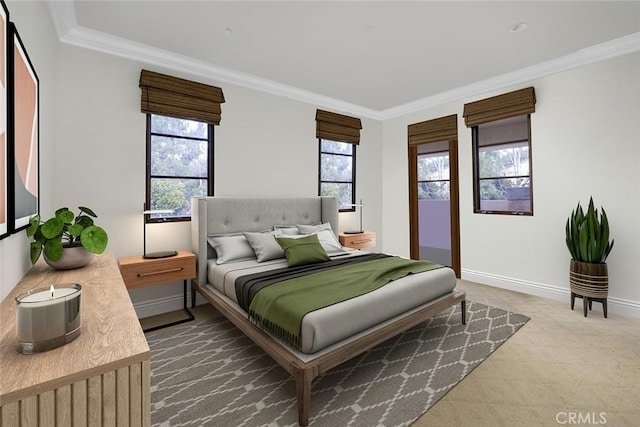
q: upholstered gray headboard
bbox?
[191,196,339,286]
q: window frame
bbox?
[318,138,356,212]
[145,113,214,223]
[471,114,533,216]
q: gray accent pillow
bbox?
[243,231,285,262]
[207,234,256,264]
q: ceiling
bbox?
[51,1,640,119]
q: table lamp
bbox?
[344,199,364,234]
[142,203,178,259]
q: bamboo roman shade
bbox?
[463,87,536,127]
[315,109,362,145]
[408,114,458,146]
[139,70,225,125]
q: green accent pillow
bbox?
[276,234,330,267]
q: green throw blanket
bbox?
[248,256,443,350]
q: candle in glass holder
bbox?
[15,283,82,354]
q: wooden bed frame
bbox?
[190,196,466,425]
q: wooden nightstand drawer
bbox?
[339,231,376,249]
[119,251,196,289]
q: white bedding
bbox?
[206,252,457,353]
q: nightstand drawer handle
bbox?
[137,267,184,277]
[352,239,372,244]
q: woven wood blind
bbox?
[139,70,225,125]
[408,114,458,146]
[463,87,535,127]
[315,109,362,145]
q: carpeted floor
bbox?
[147,301,529,426]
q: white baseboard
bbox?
[133,293,208,319]
[461,269,640,319]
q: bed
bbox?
[190,196,466,425]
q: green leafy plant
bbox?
[27,207,109,264]
[565,197,614,263]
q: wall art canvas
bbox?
[11,23,38,232]
[0,1,8,239]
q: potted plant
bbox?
[565,197,614,318]
[27,206,109,270]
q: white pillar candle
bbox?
[15,284,81,350]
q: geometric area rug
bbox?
[148,301,529,426]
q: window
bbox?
[463,87,536,215]
[472,114,532,214]
[418,144,450,201]
[319,139,356,210]
[139,69,224,222]
[315,109,362,211]
[146,114,213,222]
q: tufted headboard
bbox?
[191,196,339,286]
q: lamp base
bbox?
[143,250,178,259]
[343,230,364,234]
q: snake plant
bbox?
[565,197,614,263]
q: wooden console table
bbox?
[0,253,150,426]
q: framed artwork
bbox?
[9,22,39,233]
[0,1,8,239]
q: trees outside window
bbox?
[472,114,532,214]
[319,139,355,211]
[418,152,450,200]
[146,114,213,221]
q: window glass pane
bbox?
[150,136,208,177]
[418,154,449,181]
[479,145,529,179]
[320,153,352,181]
[479,177,530,204]
[320,182,353,210]
[321,140,352,155]
[418,181,450,200]
[150,178,207,218]
[151,115,207,138]
[479,178,531,213]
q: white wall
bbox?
[0,0,58,300]
[46,42,383,316]
[2,2,637,320]
[382,52,640,316]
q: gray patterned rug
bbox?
[148,301,529,426]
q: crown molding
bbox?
[46,1,383,120]
[378,32,640,120]
[46,0,77,40]
[47,1,639,122]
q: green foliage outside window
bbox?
[319,139,355,210]
[148,115,211,220]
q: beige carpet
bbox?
[143,279,640,426]
[413,280,640,427]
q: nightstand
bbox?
[119,250,196,332]
[339,231,376,249]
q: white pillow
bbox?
[273,225,299,235]
[207,234,256,264]
[297,222,332,235]
[243,231,285,262]
[314,229,346,254]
